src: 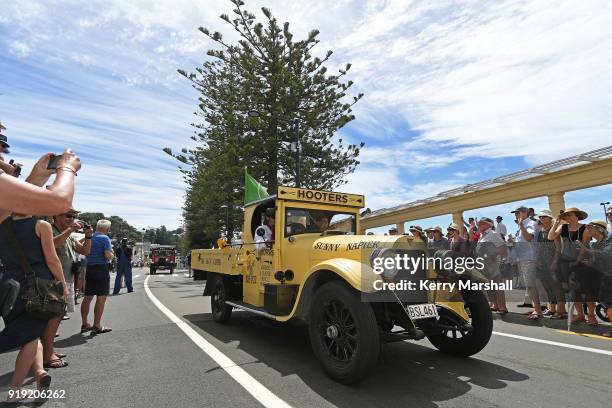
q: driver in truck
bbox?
[311,211,331,232]
[254,207,275,249]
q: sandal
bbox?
[550,313,568,320]
[36,372,52,390]
[92,326,112,335]
[6,387,25,403]
[80,324,93,333]
[43,359,68,369]
[587,316,598,326]
[570,316,586,324]
[527,312,542,320]
[55,352,67,359]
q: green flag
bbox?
[244,169,269,204]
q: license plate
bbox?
[406,303,439,320]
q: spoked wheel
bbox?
[319,300,358,363]
[211,276,232,323]
[596,303,609,322]
[426,290,493,357]
[309,281,379,384]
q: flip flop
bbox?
[550,313,568,319]
[80,324,93,333]
[587,316,598,326]
[92,326,112,335]
[495,309,509,315]
[43,359,68,369]
[570,316,586,324]
[527,312,542,320]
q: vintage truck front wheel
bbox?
[426,290,493,357]
[309,281,380,384]
[210,276,232,323]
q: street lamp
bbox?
[247,109,302,188]
[141,228,145,264]
[601,202,610,219]
[220,204,229,233]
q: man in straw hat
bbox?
[548,206,597,324]
[426,226,449,254]
[511,206,542,319]
[577,220,612,335]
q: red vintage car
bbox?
[149,244,176,275]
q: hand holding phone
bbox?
[47,154,61,170]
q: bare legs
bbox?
[42,316,62,363]
[81,294,107,329]
[10,339,45,388]
[93,296,107,329]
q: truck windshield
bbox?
[285,207,356,237]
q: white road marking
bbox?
[493,331,612,356]
[144,276,291,408]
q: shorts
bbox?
[518,260,537,288]
[500,263,516,279]
[65,281,75,313]
[85,264,110,297]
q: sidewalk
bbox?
[496,288,611,337]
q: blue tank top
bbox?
[0,217,53,284]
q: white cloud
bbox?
[8,40,31,57]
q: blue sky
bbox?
[1,0,611,231]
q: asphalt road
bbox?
[1,267,611,407]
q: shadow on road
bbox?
[184,312,529,407]
[494,313,610,335]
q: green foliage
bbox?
[143,225,183,246]
[167,0,364,249]
[78,213,141,242]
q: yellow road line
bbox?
[556,330,612,341]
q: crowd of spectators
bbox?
[399,204,612,335]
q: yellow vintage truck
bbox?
[191,186,493,384]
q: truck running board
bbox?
[224,301,277,320]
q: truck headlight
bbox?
[370,248,399,280]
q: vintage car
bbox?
[149,244,176,275]
[191,186,493,384]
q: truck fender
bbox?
[289,258,369,321]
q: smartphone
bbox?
[8,159,22,177]
[47,154,61,170]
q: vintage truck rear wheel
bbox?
[426,290,492,357]
[211,276,232,323]
[309,281,380,384]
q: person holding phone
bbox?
[0,150,81,220]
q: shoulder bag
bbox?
[0,218,66,319]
